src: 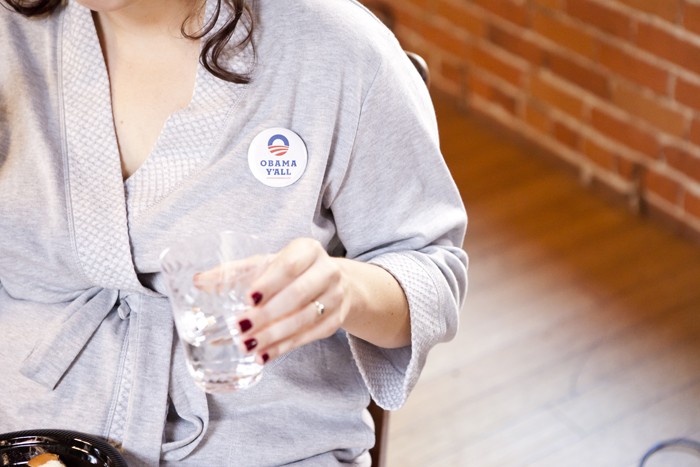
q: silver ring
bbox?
[314,300,326,316]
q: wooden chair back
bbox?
[368,399,390,467]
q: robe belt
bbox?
[19,287,209,465]
[20,287,120,389]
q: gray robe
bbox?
[0,0,468,465]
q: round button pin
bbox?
[248,127,308,188]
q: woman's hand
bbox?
[234,238,411,365]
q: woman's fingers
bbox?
[233,238,348,364]
[247,238,323,305]
[244,297,339,364]
[257,258,339,321]
[236,262,340,336]
[239,239,333,324]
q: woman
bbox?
[0,0,467,465]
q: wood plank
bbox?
[386,94,700,466]
[531,382,700,467]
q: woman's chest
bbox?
[107,46,200,180]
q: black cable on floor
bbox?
[639,438,700,466]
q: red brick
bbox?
[422,20,471,59]
[491,85,520,116]
[529,73,584,118]
[684,190,700,220]
[393,7,428,36]
[524,101,551,133]
[598,42,669,95]
[675,77,700,112]
[545,51,611,98]
[691,118,700,147]
[439,59,465,89]
[472,0,530,27]
[566,0,634,39]
[684,1,700,35]
[618,0,682,23]
[487,22,546,66]
[380,0,700,234]
[590,107,660,158]
[533,0,561,8]
[471,44,526,87]
[584,139,616,171]
[469,72,490,99]
[645,169,682,204]
[381,0,431,9]
[612,83,687,138]
[553,119,580,149]
[636,21,700,76]
[468,73,520,115]
[662,144,700,183]
[407,0,431,7]
[617,156,639,181]
[435,0,486,38]
[532,10,598,60]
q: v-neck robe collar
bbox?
[123,4,250,220]
[62,0,250,248]
[61,2,141,291]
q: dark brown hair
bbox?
[2,0,254,84]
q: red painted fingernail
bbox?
[239,319,253,333]
[252,292,263,305]
[244,338,258,351]
[262,353,270,363]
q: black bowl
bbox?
[0,430,127,467]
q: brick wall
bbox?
[366,0,700,236]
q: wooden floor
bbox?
[386,95,700,467]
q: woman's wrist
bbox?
[333,257,411,349]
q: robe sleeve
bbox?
[329,45,468,410]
